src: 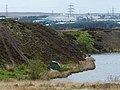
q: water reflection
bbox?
[53,53,120,82]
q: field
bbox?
[1,80,120,90]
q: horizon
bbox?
[0,0,120,13]
[1,11,120,14]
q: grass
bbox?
[1,80,120,90]
[0,61,84,80]
[0,64,69,80]
[61,65,71,72]
[0,67,28,80]
[0,60,48,80]
[107,75,120,82]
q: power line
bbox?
[112,7,114,17]
[6,4,8,17]
[68,4,74,17]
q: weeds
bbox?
[0,60,48,80]
[29,60,47,80]
[61,65,71,72]
[107,75,120,82]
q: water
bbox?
[53,53,120,82]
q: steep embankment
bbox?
[0,20,84,67]
[60,28,120,53]
[84,28,120,52]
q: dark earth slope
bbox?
[85,28,120,52]
[0,20,83,67]
[61,28,120,53]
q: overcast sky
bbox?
[0,0,120,13]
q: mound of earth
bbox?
[60,28,120,53]
[85,29,120,52]
[0,20,83,67]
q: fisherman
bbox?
[48,64,52,71]
[85,54,95,61]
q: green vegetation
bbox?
[0,19,83,65]
[77,32,94,53]
[29,60,47,80]
[0,67,28,80]
[49,21,120,30]
[0,20,87,80]
[61,65,71,72]
[0,60,78,80]
[0,60,48,80]
[65,31,94,53]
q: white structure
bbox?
[93,18,120,22]
[33,18,47,23]
[47,15,77,22]
[0,16,6,19]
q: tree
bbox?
[77,32,94,53]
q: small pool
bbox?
[53,53,120,82]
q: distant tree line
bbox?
[8,16,48,23]
[49,21,120,30]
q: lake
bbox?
[53,53,120,82]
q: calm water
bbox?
[53,53,120,82]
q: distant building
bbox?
[93,18,120,22]
[33,18,47,23]
[46,15,77,22]
[0,16,6,19]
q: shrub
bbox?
[77,32,94,53]
[29,60,47,80]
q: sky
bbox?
[0,0,120,13]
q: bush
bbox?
[28,60,47,80]
[77,32,94,53]
[61,65,70,72]
[66,31,94,53]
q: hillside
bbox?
[60,28,120,53]
[82,28,120,52]
[0,20,84,67]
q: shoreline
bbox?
[0,59,96,90]
[39,59,95,80]
[0,59,120,90]
[0,54,97,90]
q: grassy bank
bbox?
[39,59,95,80]
[0,59,95,81]
[0,60,48,80]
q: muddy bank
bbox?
[39,59,95,80]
